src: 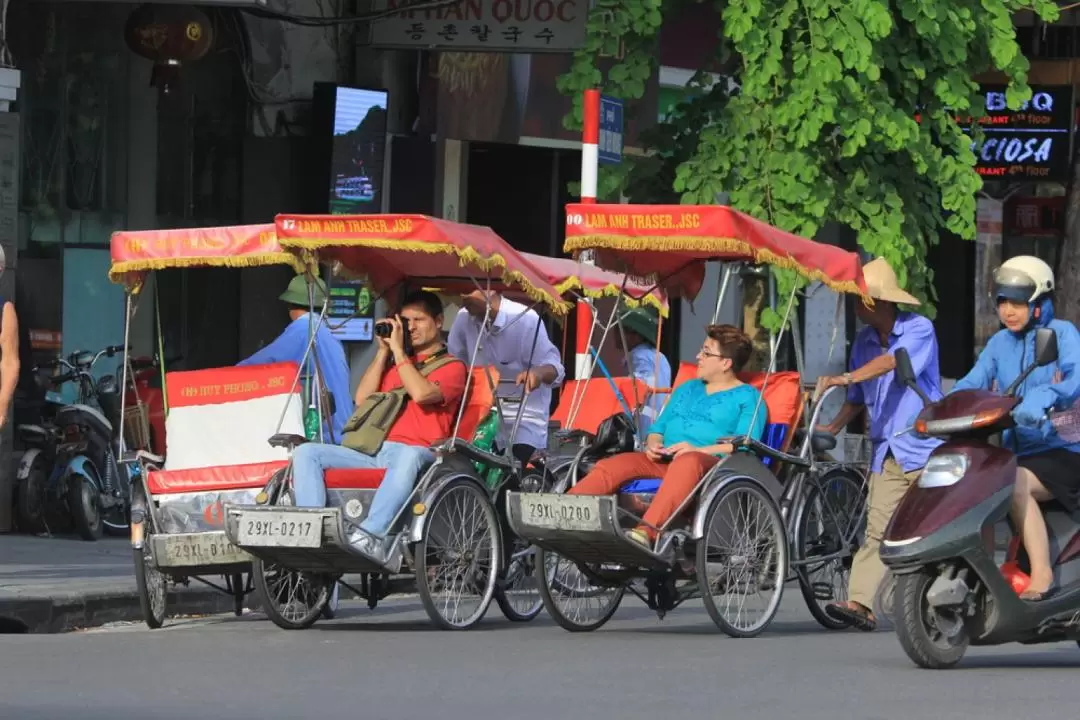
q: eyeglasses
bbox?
[697,347,728,360]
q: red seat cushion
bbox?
[146,461,288,495]
[324,468,386,489]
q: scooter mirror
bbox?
[894,347,931,406]
[895,347,917,387]
[1035,327,1058,367]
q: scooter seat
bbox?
[146,461,288,495]
[324,468,386,489]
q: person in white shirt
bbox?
[615,307,672,434]
[449,290,565,465]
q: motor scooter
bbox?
[882,327,1080,669]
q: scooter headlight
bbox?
[917,453,969,489]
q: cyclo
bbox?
[508,203,873,636]
[224,213,583,631]
[108,224,312,628]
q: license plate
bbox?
[235,511,322,548]
[522,494,602,532]
[157,533,248,567]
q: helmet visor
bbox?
[993,265,1037,304]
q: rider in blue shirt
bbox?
[238,275,354,442]
[950,255,1080,601]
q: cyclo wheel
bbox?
[133,497,168,629]
[250,472,333,630]
[416,477,501,630]
[697,478,787,638]
[252,558,333,630]
[791,468,867,630]
[494,469,551,623]
[537,547,624,632]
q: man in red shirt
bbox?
[291,291,467,562]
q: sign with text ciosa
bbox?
[367,0,587,51]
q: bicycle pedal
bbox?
[812,582,836,601]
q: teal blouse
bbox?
[649,380,767,452]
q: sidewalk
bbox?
[0,534,236,633]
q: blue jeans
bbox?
[292,441,435,536]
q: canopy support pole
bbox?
[575,89,600,380]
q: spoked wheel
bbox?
[792,469,867,630]
[537,548,624,632]
[495,538,543,622]
[697,479,787,638]
[874,569,897,628]
[252,558,333,630]
[894,568,970,669]
[133,507,168,629]
[494,470,551,622]
[416,478,501,630]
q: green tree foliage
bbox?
[559,0,1059,322]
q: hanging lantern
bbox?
[124,4,214,93]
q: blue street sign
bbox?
[598,95,623,165]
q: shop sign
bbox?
[968,85,1073,182]
[367,0,587,51]
[1004,196,1064,238]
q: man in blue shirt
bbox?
[816,257,943,631]
[616,307,672,434]
[238,275,353,442]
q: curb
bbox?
[0,587,239,634]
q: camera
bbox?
[374,317,409,338]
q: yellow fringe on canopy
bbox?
[108,252,308,290]
[551,277,669,317]
[564,234,872,303]
[281,237,572,315]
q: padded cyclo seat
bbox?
[144,363,304,498]
[551,377,652,436]
[322,367,498,491]
[620,370,803,495]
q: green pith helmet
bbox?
[621,307,660,344]
[279,274,328,308]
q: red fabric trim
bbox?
[325,468,386,489]
[146,461,288,495]
[165,362,301,408]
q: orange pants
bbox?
[568,451,720,538]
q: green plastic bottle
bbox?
[302,376,321,441]
[470,406,503,489]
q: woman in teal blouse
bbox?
[568,325,767,549]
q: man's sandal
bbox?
[825,601,877,631]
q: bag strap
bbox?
[386,351,464,399]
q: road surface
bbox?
[3,593,1078,720]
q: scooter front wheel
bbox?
[894,568,970,669]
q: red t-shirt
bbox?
[380,353,467,447]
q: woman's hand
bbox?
[662,441,695,458]
[644,436,666,462]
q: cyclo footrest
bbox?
[506,491,672,570]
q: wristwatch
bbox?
[842,372,853,385]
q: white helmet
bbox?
[993,255,1054,304]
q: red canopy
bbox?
[109,224,306,291]
[275,214,571,314]
[521,253,668,315]
[563,204,869,302]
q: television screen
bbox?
[329,86,388,214]
[327,280,375,342]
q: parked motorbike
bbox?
[58,345,135,540]
[882,327,1080,669]
[13,361,70,534]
